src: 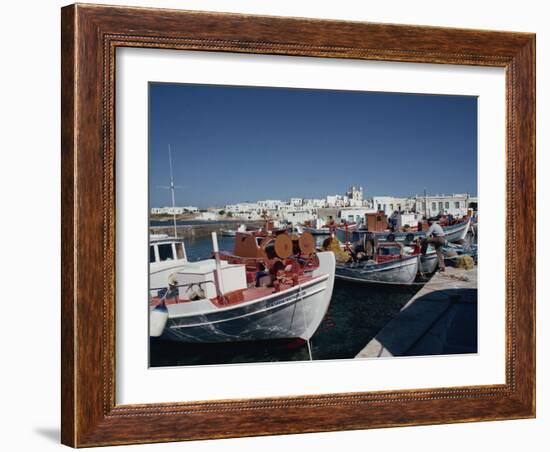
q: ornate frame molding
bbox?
[61,4,535,447]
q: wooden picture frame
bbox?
[61,3,535,447]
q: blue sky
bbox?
[149,83,477,208]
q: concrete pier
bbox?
[356,266,477,358]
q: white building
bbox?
[326,194,346,207]
[258,199,283,210]
[225,202,261,214]
[283,210,316,225]
[232,210,264,220]
[345,185,365,207]
[316,208,340,224]
[196,211,219,221]
[277,204,298,213]
[303,198,326,208]
[371,196,410,216]
[395,212,423,229]
[224,202,264,220]
[338,207,376,223]
[414,194,471,217]
[150,206,198,215]
[327,186,366,208]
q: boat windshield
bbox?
[158,243,174,261]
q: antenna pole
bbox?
[168,144,178,238]
[424,187,427,218]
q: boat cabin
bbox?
[365,212,389,232]
[149,235,187,265]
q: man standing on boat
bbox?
[422,219,446,272]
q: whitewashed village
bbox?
[151,185,477,228]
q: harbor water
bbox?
[149,233,422,367]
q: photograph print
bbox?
[148,83,478,367]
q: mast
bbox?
[423,187,427,218]
[156,144,183,238]
[167,144,178,238]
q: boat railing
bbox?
[218,251,265,261]
[149,280,217,304]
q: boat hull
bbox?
[419,252,439,274]
[302,226,331,235]
[441,217,471,242]
[156,251,336,343]
[354,217,471,244]
[335,254,419,285]
[337,224,358,232]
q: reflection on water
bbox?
[150,234,422,367]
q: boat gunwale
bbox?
[351,217,471,239]
[167,285,328,329]
[165,272,331,318]
[336,253,419,271]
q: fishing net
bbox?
[455,255,475,270]
[322,236,351,264]
[443,249,458,258]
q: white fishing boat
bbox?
[403,244,438,276]
[354,216,472,244]
[220,224,247,237]
[150,232,336,343]
[302,219,358,235]
[335,241,419,285]
[302,225,332,235]
[302,218,332,235]
[336,254,419,285]
[403,243,438,275]
[149,145,191,290]
[441,216,472,242]
[418,248,439,274]
[336,222,358,232]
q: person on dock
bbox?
[422,219,446,272]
